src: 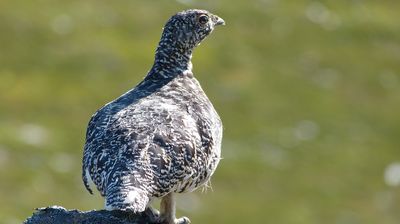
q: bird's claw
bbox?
[152,216,191,224]
[175,216,191,224]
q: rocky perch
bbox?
[24,206,153,224]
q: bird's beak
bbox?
[213,15,226,26]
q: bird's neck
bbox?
[147,40,194,79]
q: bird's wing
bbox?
[82,97,203,196]
[82,104,115,195]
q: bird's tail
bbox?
[105,186,150,213]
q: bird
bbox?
[82,9,225,224]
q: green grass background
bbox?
[1,0,400,223]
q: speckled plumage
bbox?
[82,9,224,224]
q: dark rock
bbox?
[24,206,152,224]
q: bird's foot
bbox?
[144,206,160,223]
[174,216,191,224]
[143,208,190,224]
[154,216,191,224]
[157,193,190,224]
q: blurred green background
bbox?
[1,0,400,223]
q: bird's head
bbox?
[160,9,225,51]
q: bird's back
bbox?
[82,73,222,211]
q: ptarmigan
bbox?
[82,9,224,224]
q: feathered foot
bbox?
[156,193,191,224]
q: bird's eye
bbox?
[198,15,209,24]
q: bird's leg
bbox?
[158,193,190,224]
